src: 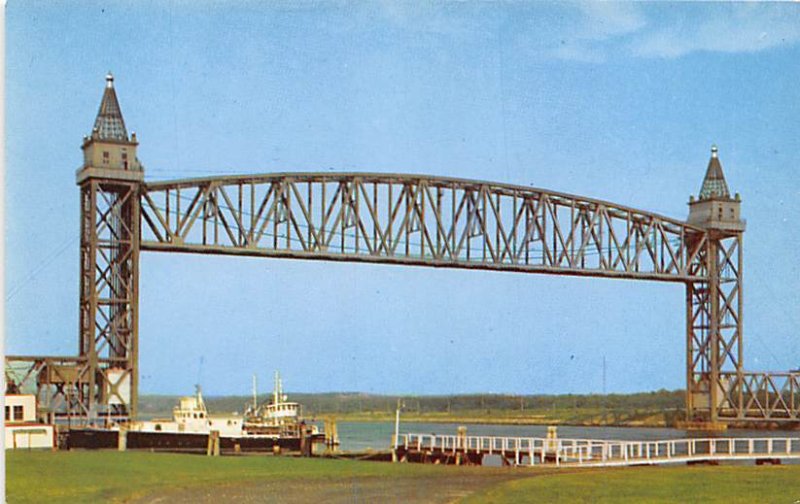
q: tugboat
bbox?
[244,371,321,440]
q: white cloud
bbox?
[579,2,647,40]
[540,2,800,63]
[538,2,647,63]
[632,4,800,59]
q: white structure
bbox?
[127,386,244,438]
[245,371,318,435]
[4,395,55,449]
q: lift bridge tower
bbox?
[75,73,142,421]
[686,146,746,424]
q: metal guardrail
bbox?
[398,433,800,467]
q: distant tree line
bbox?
[137,389,684,419]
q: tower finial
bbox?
[92,73,128,141]
[698,145,730,200]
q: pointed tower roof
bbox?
[92,72,129,141]
[698,145,730,200]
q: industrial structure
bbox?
[6,74,798,428]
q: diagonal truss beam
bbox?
[140,173,708,282]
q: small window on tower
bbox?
[103,151,109,164]
[122,152,128,170]
[13,405,23,421]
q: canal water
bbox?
[334,421,800,453]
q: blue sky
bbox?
[5,1,800,396]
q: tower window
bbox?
[103,151,109,165]
[13,405,23,421]
[122,152,128,170]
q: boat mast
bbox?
[274,370,280,405]
[252,373,258,411]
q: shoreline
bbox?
[308,413,671,428]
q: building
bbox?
[4,395,55,449]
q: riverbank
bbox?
[138,390,685,430]
[321,408,678,428]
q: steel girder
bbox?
[7,172,796,426]
[5,356,97,425]
[139,173,708,282]
[77,178,140,423]
[723,371,800,421]
[686,234,746,423]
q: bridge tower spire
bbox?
[686,145,745,425]
[76,73,143,423]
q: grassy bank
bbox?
[327,408,677,427]
[7,451,800,503]
[463,465,800,503]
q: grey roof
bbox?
[699,147,730,200]
[92,73,129,141]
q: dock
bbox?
[394,433,800,467]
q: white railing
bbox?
[397,433,800,467]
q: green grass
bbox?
[8,451,800,503]
[463,465,800,504]
[5,450,514,503]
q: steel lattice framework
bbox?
[6,78,798,428]
[139,174,708,281]
[6,171,798,427]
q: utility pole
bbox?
[394,398,403,449]
[603,355,607,395]
[392,398,405,463]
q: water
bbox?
[333,421,800,453]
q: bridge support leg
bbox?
[77,178,141,425]
[686,233,743,425]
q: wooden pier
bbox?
[394,433,800,468]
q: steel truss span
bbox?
[140,173,708,282]
[6,172,798,427]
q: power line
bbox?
[6,235,79,302]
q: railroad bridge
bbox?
[7,74,798,428]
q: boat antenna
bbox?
[196,355,205,388]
